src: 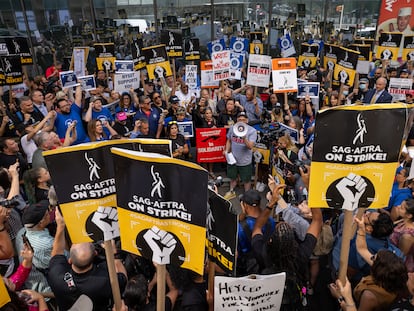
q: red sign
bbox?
[196,128,227,163]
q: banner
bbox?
[115,60,134,73]
[112,148,208,274]
[4,37,32,65]
[333,47,360,87]
[161,30,183,58]
[1,55,23,85]
[297,82,320,99]
[272,58,298,93]
[78,75,96,91]
[185,65,198,90]
[215,273,286,310]
[113,72,140,94]
[377,32,403,61]
[403,35,414,61]
[212,50,231,81]
[59,71,79,89]
[308,104,409,210]
[43,139,172,243]
[142,44,172,80]
[132,38,146,70]
[376,1,414,41]
[278,33,296,57]
[246,54,271,88]
[196,128,227,163]
[206,189,237,274]
[185,38,200,61]
[200,60,219,88]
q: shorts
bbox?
[227,164,252,183]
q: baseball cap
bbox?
[116,112,127,121]
[176,107,186,115]
[22,200,49,227]
[169,95,180,104]
[239,190,261,207]
[237,111,248,118]
[359,78,369,83]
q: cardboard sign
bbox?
[4,37,32,65]
[215,273,286,310]
[333,47,360,87]
[185,65,198,90]
[177,121,194,137]
[114,71,140,94]
[2,55,23,85]
[297,82,320,99]
[161,30,183,58]
[246,54,271,88]
[272,58,298,93]
[78,75,97,91]
[196,128,227,163]
[377,32,403,61]
[59,71,79,89]
[212,50,230,81]
[142,44,172,80]
[115,60,134,73]
[200,61,219,88]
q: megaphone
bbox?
[233,122,248,137]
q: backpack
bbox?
[236,219,272,276]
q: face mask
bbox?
[359,84,366,90]
[343,91,349,96]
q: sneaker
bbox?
[223,190,236,200]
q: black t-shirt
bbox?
[170,134,186,159]
[48,255,127,311]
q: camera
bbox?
[208,176,223,188]
[0,195,20,208]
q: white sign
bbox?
[114,71,140,94]
[59,71,80,89]
[246,54,271,88]
[212,50,230,81]
[200,61,219,88]
[78,75,96,91]
[297,82,320,99]
[389,78,412,102]
[185,65,198,90]
[215,273,286,311]
[74,48,86,77]
[271,58,298,93]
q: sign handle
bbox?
[208,261,215,307]
[103,240,122,311]
[156,264,166,311]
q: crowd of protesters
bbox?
[0,23,414,310]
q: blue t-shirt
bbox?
[91,108,114,137]
[238,216,275,254]
[55,104,89,145]
[134,108,160,138]
[386,182,412,211]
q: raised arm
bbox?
[51,209,66,257]
[74,85,83,108]
[354,215,373,266]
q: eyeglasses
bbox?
[153,96,160,100]
[168,121,177,125]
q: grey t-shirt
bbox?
[227,124,257,166]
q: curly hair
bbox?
[266,222,300,277]
[371,249,408,294]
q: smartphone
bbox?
[22,233,34,252]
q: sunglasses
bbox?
[168,121,177,125]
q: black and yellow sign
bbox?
[377,32,403,61]
[112,148,208,274]
[354,38,374,50]
[299,43,319,68]
[0,277,11,307]
[184,38,200,61]
[249,43,263,55]
[206,189,237,275]
[131,38,146,70]
[43,139,172,243]
[333,47,359,87]
[348,44,371,61]
[161,30,183,58]
[142,44,172,79]
[1,56,23,85]
[309,104,409,209]
[0,66,5,86]
[95,43,116,72]
[250,32,263,43]
[323,44,340,71]
[403,35,414,62]
[4,37,33,65]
